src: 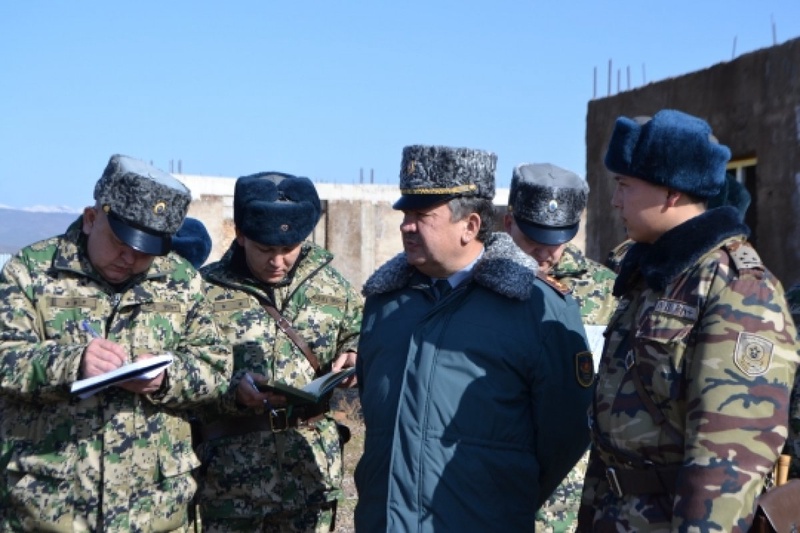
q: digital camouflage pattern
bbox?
[0,220,231,532]
[94,154,191,235]
[783,282,800,479]
[549,243,617,326]
[195,241,362,532]
[578,215,799,532]
[536,242,617,533]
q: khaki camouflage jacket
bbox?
[195,241,362,519]
[578,207,799,532]
[550,242,617,327]
[0,220,231,532]
[782,283,800,478]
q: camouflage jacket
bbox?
[550,242,617,327]
[782,283,800,478]
[578,207,799,532]
[0,220,231,532]
[195,241,363,519]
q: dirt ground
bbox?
[332,389,364,533]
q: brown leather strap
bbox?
[197,402,330,443]
[260,302,321,374]
[628,357,685,447]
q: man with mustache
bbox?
[0,154,231,531]
[354,144,592,531]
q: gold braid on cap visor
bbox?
[399,184,478,195]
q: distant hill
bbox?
[0,208,81,254]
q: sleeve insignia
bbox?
[733,332,774,376]
[576,351,595,388]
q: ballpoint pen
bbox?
[81,320,102,339]
[245,373,277,415]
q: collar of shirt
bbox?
[431,247,485,289]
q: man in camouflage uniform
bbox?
[785,285,800,480]
[577,110,799,531]
[0,154,232,531]
[503,163,616,532]
[193,172,362,532]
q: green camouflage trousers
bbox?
[534,448,589,533]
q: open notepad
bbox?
[70,354,174,399]
[255,367,355,405]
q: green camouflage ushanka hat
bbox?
[508,163,589,246]
[393,145,497,210]
[94,154,191,255]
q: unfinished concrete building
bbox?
[585,36,800,287]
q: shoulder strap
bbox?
[260,301,322,375]
[628,358,685,447]
[536,271,571,297]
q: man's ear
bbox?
[665,189,682,207]
[503,213,514,233]
[462,212,482,243]
[82,206,97,235]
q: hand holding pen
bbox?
[79,319,130,378]
[239,372,281,414]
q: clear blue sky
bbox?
[2,1,799,211]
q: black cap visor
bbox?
[393,193,459,211]
[107,211,172,256]
[515,216,579,246]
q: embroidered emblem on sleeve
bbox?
[576,351,595,388]
[733,332,774,376]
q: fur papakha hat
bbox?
[393,145,497,210]
[508,163,589,246]
[234,172,321,246]
[604,109,730,199]
[172,217,212,268]
[94,154,191,255]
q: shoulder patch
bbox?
[576,351,595,387]
[733,332,774,376]
[536,271,571,296]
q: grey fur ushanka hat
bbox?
[508,163,588,246]
[393,145,497,210]
[94,154,191,255]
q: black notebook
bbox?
[255,367,355,405]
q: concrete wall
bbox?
[177,175,528,291]
[585,37,800,286]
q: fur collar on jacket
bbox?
[614,206,749,296]
[362,232,539,301]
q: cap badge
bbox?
[548,199,558,212]
[407,160,416,175]
[153,201,167,215]
[280,224,290,232]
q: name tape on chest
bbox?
[653,299,698,321]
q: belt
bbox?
[604,464,679,498]
[197,402,330,443]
